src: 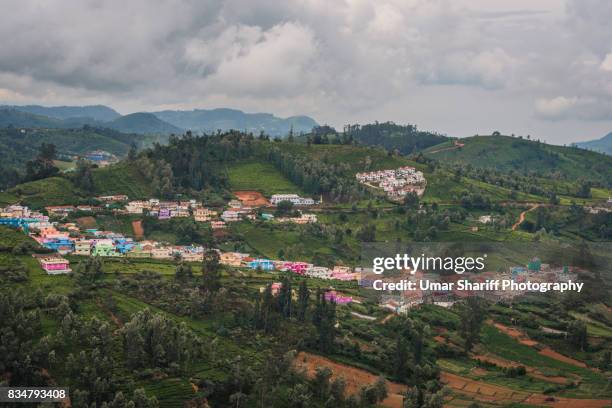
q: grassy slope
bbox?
[425,135,612,186]
[8,177,82,208]
[226,160,303,196]
[92,163,155,199]
[3,162,153,208]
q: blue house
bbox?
[113,238,135,254]
[246,259,275,271]
[42,238,75,254]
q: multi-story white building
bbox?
[270,194,315,206]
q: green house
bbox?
[92,241,119,257]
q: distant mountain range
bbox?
[8,104,121,122]
[0,104,318,136]
[574,132,612,155]
[153,108,317,136]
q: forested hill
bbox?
[424,135,612,187]
[2,104,120,122]
[106,112,182,134]
[344,122,449,154]
[153,108,317,136]
[0,126,165,188]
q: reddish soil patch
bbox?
[442,371,528,403]
[381,313,395,324]
[523,395,612,408]
[76,216,96,229]
[471,367,488,376]
[489,321,588,369]
[293,352,610,408]
[234,190,269,207]
[441,372,611,407]
[131,220,144,240]
[295,352,407,408]
[539,348,587,368]
[491,321,524,339]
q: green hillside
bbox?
[0,108,66,128]
[92,163,155,199]
[424,135,612,186]
[2,162,154,208]
[6,177,82,208]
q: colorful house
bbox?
[33,254,71,275]
[41,238,75,254]
[246,258,275,271]
[279,261,312,275]
[126,245,153,258]
[91,240,118,257]
[528,258,541,272]
[220,252,249,267]
[74,239,92,256]
[211,221,226,229]
[324,290,352,304]
[113,238,135,254]
[194,208,216,222]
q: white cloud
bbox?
[600,53,612,71]
[535,96,579,119]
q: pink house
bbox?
[324,290,352,304]
[33,255,71,275]
[279,261,312,275]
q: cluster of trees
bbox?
[0,289,159,407]
[520,205,612,240]
[445,159,606,197]
[305,125,356,145]
[134,130,255,195]
[344,122,447,155]
[0,290,46,387]
[121,309,203,374]
[24,142,60,182]
[312,288,337,353]
[268,148,364,202]
[458,297,487,352]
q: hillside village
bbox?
[0,132,610,408]
[0,197,590,315]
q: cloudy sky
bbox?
[2,0,612,144]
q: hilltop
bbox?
[0,108,66,128]
[424,135,612,186]
[2,104,121,122]
[346,121,449,154]
[105,112,182,135]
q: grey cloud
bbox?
[1,0,612,143]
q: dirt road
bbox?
[512,204,540,231]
